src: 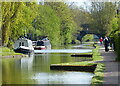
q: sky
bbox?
[1,0,120,2]
[38,0,120,8]
[38,0,91,7]
[64,0,92,9]
[68,0,91,7]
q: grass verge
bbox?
[90,46,105,85]
[90,63,105,85]
[92,46,103,61]
[0,47,23,56]
[52,61,96,66]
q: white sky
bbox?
[65,0,91,8]
[38,0,91,7]
[1,0,120,2]
[65,0,88,2]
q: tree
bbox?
[71,7,92,31]
[1,2,37,47]
[45,2,77,44]
[2,2,22,46]
[1,1,80,47]
[90,2,117,36]
[32,5,61,46]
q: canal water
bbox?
[2,45,94,84]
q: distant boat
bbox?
[34,38,51,50]
[14,38,34,54]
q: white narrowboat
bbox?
[14,38,34,54]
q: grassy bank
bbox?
[91,46,105,85]
[0,47,23,56]
[91,63,105,85]
[53,61,95,66]
[90,46,105,85]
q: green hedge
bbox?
[114,32,120,61]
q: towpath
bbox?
[99,46,120,85]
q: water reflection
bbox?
[2,53,94,84]
[34,49,92,53]
[32,72,93,84]
[2,44,94,84]
[72,44,94,49]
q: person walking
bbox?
[104,36,110,52]
[99,37,103,44]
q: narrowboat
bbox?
[14,38,34,54]
[34,39,51,50]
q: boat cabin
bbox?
[34,40,51,50]
[14,38,34,53]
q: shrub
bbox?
[114,32,120,61]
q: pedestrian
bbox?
[104,36,110,52]
[99,37,103,44]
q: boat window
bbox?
[22,42,24,46]
[25,40,28,47]
[37,41,44,46]
[19,42,21,46]
[44,41,50,46]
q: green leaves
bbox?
[2,2,78,47]
[46,2,76,44]
[82,34,94,42]
[1,2,38,46]
[32,2,77,45]
[90,2,117,35]
[32,5,61,45]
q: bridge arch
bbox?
[77,30,103,41]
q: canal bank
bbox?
[0,47,27,59]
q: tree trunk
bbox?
[2,21,10,46]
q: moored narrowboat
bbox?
[14,38,34,54]
[34,39,51,50]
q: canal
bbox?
[2,44,94,84]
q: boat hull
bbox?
[34,46,46,50]
[14,48,33,54]
[34,47,46,50]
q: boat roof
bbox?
[16,38,32,41]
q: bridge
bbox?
[77,30,103,41]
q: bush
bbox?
[82,34,94,42]
[114,32,120,61]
